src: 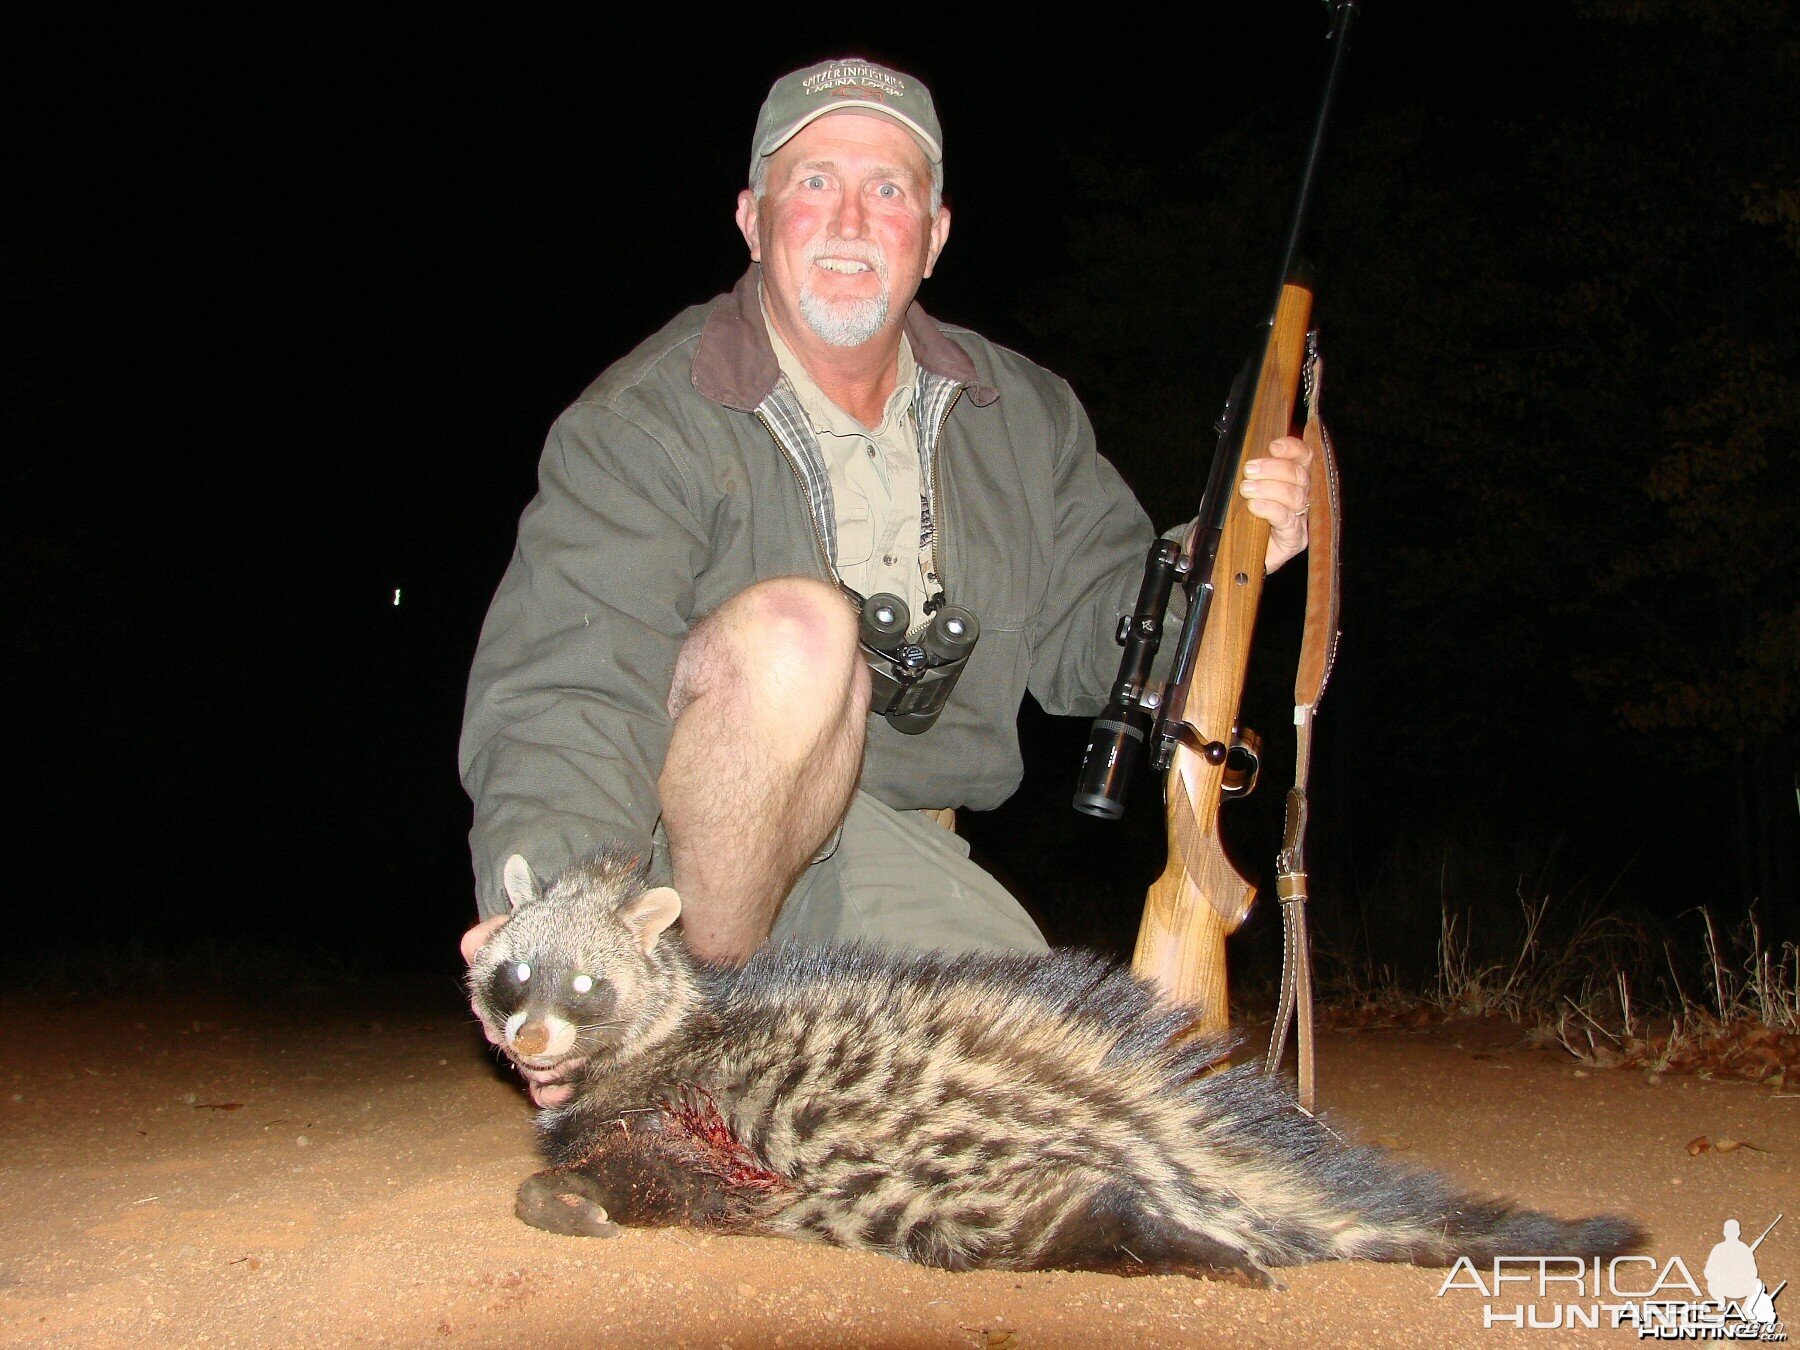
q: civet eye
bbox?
[514,962,532,983]
[572,974,594,994]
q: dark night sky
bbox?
[7,7,1792,982]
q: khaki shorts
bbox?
[767,791,1047,954]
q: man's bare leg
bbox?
[658,577,869,962]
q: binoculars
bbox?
[857,592,979,735]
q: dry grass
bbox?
[1319,883,1798,1086]
[1542,908,1799,1084]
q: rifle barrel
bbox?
[1270,0,1361,309]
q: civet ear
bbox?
[502,854,540,911]
[619,886,682,954]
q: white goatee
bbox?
[798,241,892,347]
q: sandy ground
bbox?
[2,982,1794,1348]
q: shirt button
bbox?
[882,554,898,566]
[866,446,877,458]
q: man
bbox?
[460,58,1311,1103]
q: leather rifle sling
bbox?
[1265,334,1342,1113]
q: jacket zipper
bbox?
[922,386,962,614]
[756,408,837,584]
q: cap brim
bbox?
[759,102,943,165]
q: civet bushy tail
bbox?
[467,849,1644,1285]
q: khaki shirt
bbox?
[765,314,931,625]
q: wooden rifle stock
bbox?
[1132,283,1314,1033]
[1079,1,1355,1054]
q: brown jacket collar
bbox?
[691,266,999,412]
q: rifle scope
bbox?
[1072,539,1182,818]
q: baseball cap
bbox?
[749,58,943,180]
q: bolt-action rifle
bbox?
[1073,0,1357,1105]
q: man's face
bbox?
[736,111,950,350]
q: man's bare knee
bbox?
[743,578,860,700]
[669,578,860,722]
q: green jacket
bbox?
[460,268,1158,916]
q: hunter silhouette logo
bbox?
[1705,1216,1784,1330]
[829,84,889,104]
[1436,1212,1787,1338]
